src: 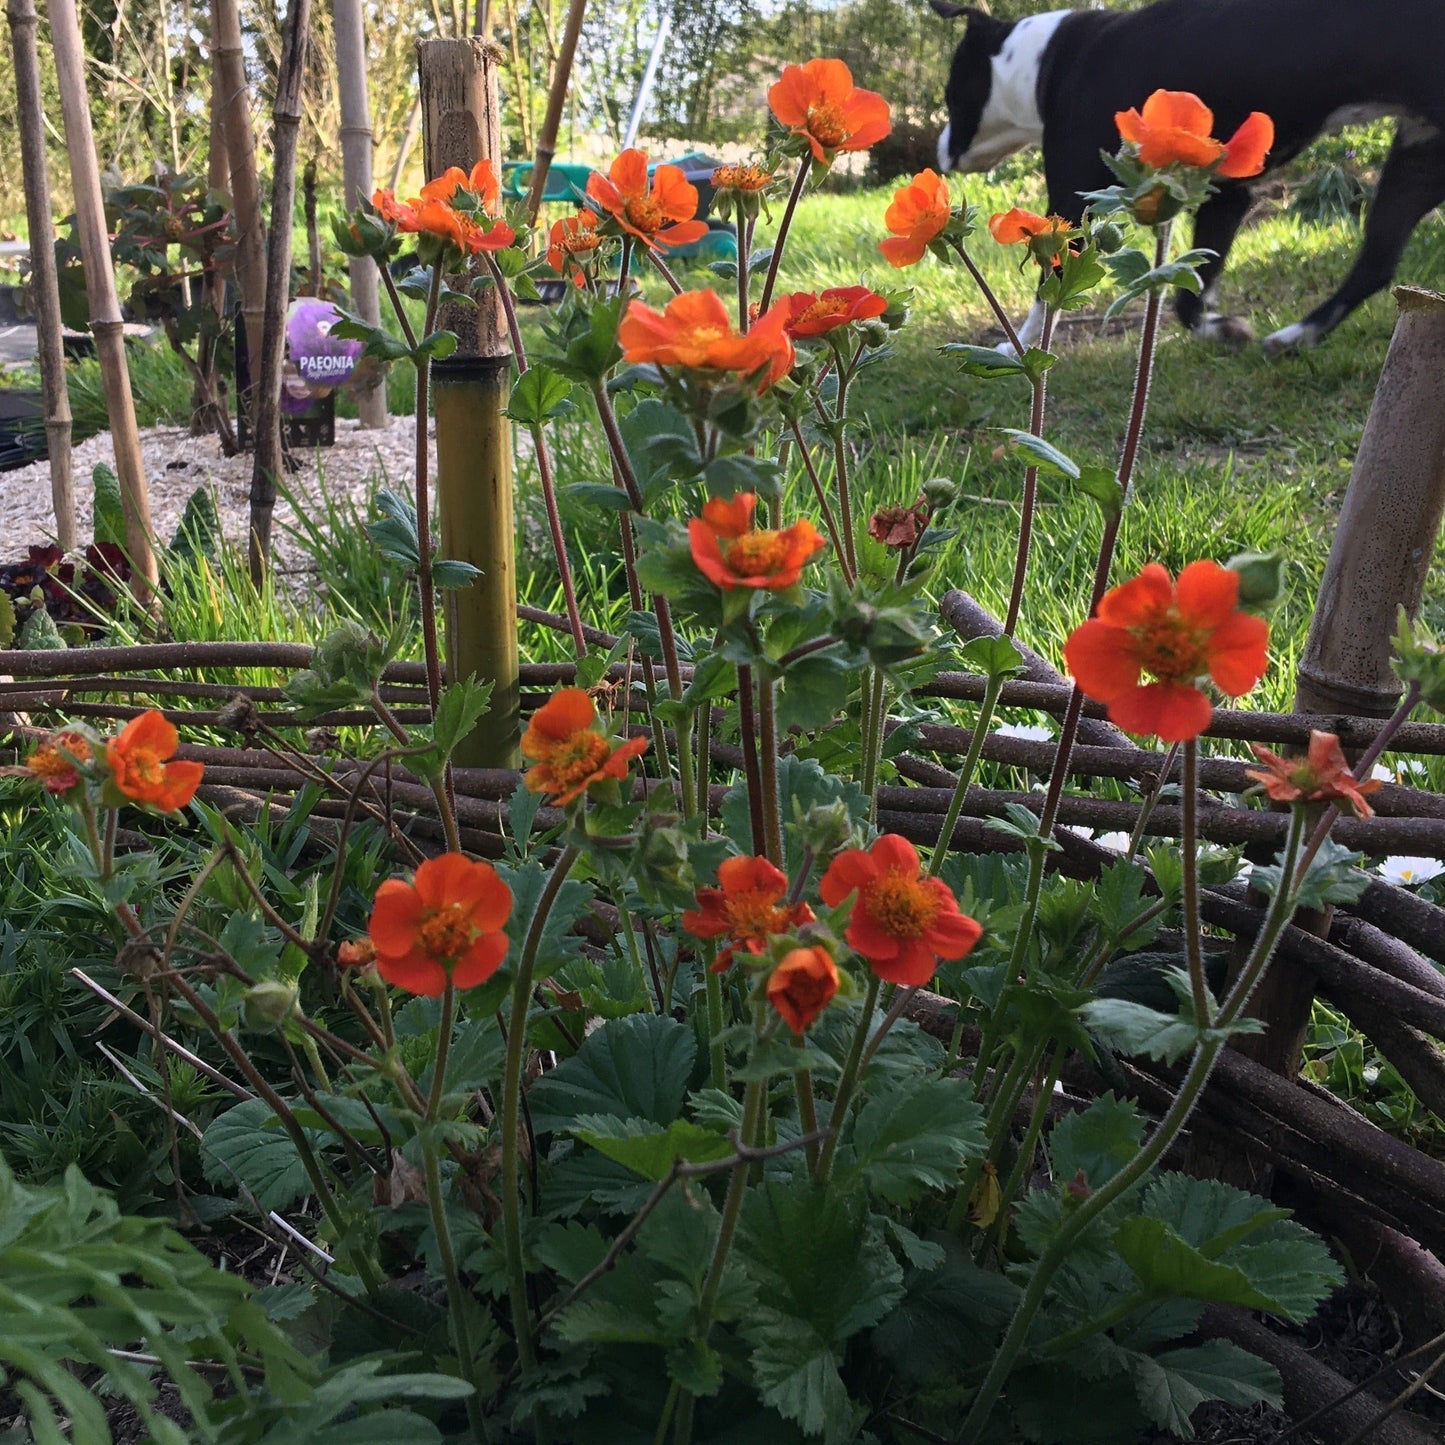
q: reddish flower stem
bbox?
[1181,740,1210,1022]
[787,418,852,584]
[1003,303,1057,637]
[757,671,784,865]
[1038,222,1172,841]
[736,664,769,856]
[482,251,587,660]
[951,241,1025,357]
[759,160,812,313]
[414,262,446,724]
[737,215,754,331]
[648,247,684,295]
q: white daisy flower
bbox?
[1378,855,1445,886]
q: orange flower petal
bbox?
[369,877,426,957]
[1204,611,1270,696]
[1173,559,1242,628]
[1062,618,1143,702]
[116,708,180,761]
[1218,111,1274,178]
[375,952,450,997]
[1096,563,1174,629]
[1109,682,1213,742]
[819,846,879,907]
[609,148,651,199]
[1139,89,1215,139]
[522,688,598,752]
[451,930,510,989]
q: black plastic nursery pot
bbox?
[0,387,45,471]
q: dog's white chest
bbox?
[953,9,1070,171]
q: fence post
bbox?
[1246,286,1445,1081]
[417,38,519,768]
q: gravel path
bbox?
[0,416,433,571]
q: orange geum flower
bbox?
[879,168,952,268]
[547,209,603,275]
[820,833,982,988]
[419,158,504,212]
[372,188,419,228]
[688,491,825,592]
[711,163,776,194]
[767,946,839,1035]
[521,688,649,806]
[988,208,1074,267]
[1246,730,1382,819]
[105,710,204,812]
[1115,90,1274,178]
[367,853,512,997]
[1,729,92,795]
[782,285,888,339]
[682,855,816,972]
[768,58,891,165]
[618,289,795,389]
[586,149,710,251]
[1063,561,1270,743]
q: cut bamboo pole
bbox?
[248,0,314,582]
[1298,286,1445,717]
[333,0,388,428]
[523,0,588,226]
[6,0,74,551]
[46,0,156,593]
[1239,288,1445,1088]
[212,0,267,429]
[418,37,519,766]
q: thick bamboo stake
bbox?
[1299,287,1445,717]
[333,0,388,428]
[248,0,315,582]
[6,0,74,550]
[212,0,267,428]
[522,0,588,225]
[46,0,156,592]
[418,37,518,766]
[1239,289,1445,1090]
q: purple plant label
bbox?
[287,299,362,388]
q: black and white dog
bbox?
[932,0,1445,352]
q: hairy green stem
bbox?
[502,844,580,1375]
[815,973,882,1182]
[1002,304,1056,637]
[928,671,1006,877]
[954,806,1306,1439]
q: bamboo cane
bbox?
[6,0,74,551]
[333,0,388,428]
[418,37,519,766]
[46,0,156,593]
[248,0,314,582]
[212,0,267,435]
[1235,289,1445,1090]
[523,0,589,226]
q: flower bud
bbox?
[1091,221,1126,254]
[1226,550,1285,613]
[242,980,301,1032]
[1129,185,1184,228]
[791,798,857,864]
[920,476,960,513]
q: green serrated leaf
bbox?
[1130,1340,1281,1436]
[527,1014,695,1134]
[201,1097,310,1211]
[847,1075,985,1205]
[571,1114,734,1180]
[941,342,1029,379]
[505,363,576,424]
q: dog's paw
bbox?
[1196,313,1256,350]
[1261,321,1318,358]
